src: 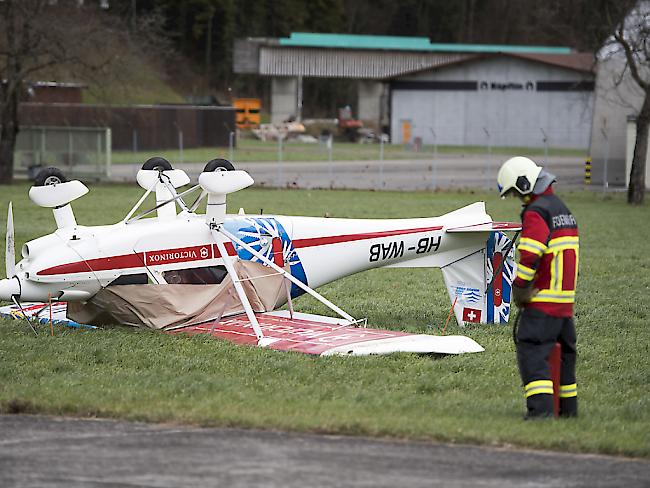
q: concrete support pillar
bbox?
[357,81,385,131]
[271,77,299,124]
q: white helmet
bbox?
[497,156,542,197]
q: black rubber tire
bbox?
[34,167,67,186]
[142,157,173,171]
[203,159,235,172]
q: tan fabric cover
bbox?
[67,260,288,330]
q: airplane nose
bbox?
[0,277,20,300]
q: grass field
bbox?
[111,138,586,165]
[0,184,648,458]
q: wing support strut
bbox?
[212,236,266,344]
[216,226,356,324]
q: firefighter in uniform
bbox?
[497,156,579,418]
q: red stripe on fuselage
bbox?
[292,226,443,249]
[37,252,146,276]
[36,227,441,276]
[37,243,238,276]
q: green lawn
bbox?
[111,138,586,165]
[0,184,648,457]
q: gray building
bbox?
[390,54,594,149]
[234,33,594,149]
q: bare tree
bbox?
[0,0,127,184]
[605,1,650,204]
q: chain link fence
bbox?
[14,126,112,181]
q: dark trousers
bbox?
[516,307,578,417]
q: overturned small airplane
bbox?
[1,159,519,356]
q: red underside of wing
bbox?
[167,313,410,355]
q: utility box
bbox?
[625,117,650,190]
[234,98,261,129]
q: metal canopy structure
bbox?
[259,48,469,79]
[278,32,572,54]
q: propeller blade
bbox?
[6,202,15,278]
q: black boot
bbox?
[525,394,554,419]
[560,397,578,417]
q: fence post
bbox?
[429,127,437,190]
[483,127,491,189]
[178,129,184,164]
[106,128,112,179]
[540,128,549,166]
[378,134,384,190]
[67,130,73,169]
[96,129,101,177]
[327,134,333,188]
[229,131,235,163]
[601,128,609,193]
[277,134,284,188]
[40,128,46,166]
[132,129,138,154]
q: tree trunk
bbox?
[628,91,650,205]
[0,85,18,184]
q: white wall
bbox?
[390,57,594,149]
[625,119,650,189]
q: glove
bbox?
[513,284,538,308]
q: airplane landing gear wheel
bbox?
[142,157,172,171]
[34,167,67,186]
[203,159,235,172]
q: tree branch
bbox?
[614,15,650,91]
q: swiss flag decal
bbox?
[462,307,482,323]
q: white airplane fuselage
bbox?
[0,203,493,304]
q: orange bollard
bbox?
[549,342,561,417]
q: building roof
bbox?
[279,32,573,55]
[234,34,593,79]
[507,52,595,73]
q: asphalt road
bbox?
[1,415,648,488]
[109,154,585,191]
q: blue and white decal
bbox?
[224,217,308,296]
[450,285,482,304]
[485,231,515,323]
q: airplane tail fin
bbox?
[441,231,516,325]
